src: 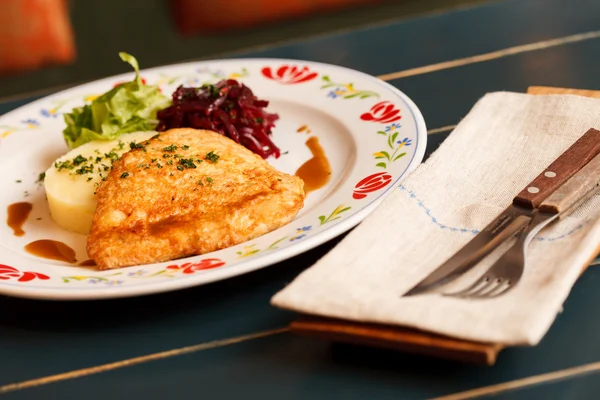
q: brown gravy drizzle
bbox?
[79,259,97,267]
[294,136,331,195]
[7,202,33,236]
[25,240,77,263]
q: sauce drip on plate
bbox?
[25,240,77,263]
[79,259,97,267]
[295,136,331,195]
[7,202,33,236]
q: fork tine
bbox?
[444,275,491,297]
[467,280,507,298]
[469,280,503,297]
[458,280,502,298]
[486,282,516,298]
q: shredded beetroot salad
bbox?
[156,79,281,159]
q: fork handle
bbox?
[539,153,600,214]
[513,128,600,209]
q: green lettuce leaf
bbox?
[62,52,171,149]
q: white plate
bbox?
[0,58,426,300]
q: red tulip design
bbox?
[166,258,225,274]
[261,65,318,84]
[0,264,50,282]
[360,101,401,123]
[352,172,392,199]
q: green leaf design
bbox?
[393,152,407,161]
[319,204,351,225]
[344,93,361,99]
[376,162,387,168]
[377,131,387,135]
[380,150,390,160]
[387,134,393,149]
[322,75,331,82]
[267,237,289,250]
[391,132,399,143]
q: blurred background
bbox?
[0,0,491,99]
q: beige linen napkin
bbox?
[271,91,600,346]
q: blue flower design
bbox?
[127,269,147,277]
[385,123,401,132]
[22,118,40,127]
[396,137,412,146]
[40,109,59,118]
[290,234,306,242]
[88,279,100,284]
[185,78,200,87]
[327,90,339,99]
[105,280,123,286]
[296,226,312,234]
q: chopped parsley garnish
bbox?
[105,151,119,161]
[73,155,87,166]
[201,83,220,98]
[118,141,125,150]
[181,145,190,150]
[36,172,46,183]
[130,142,146,151]
[178,158,197,169]
[205,151,220,163]
[157,163,163,168]
[120,172,130,178]
[176,165,184,171]
[75,165,94,175]
[55,160,74,171]
[206,177,213,184]
[162,144,178,152]
[15,180,21,183]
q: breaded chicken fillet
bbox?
[87,128,304,269]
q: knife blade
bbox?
[403,127,600,296]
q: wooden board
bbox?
[289,86,600,365]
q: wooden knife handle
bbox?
[539,153,600,214]
[513,128,600,208]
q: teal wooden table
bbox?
[2,0,600,398]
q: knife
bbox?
[403,127,600,296]
[493,152,600,277]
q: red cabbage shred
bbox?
[156,79,281,159]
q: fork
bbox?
[445,153,600,299]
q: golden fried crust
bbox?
[87,128,304,269]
